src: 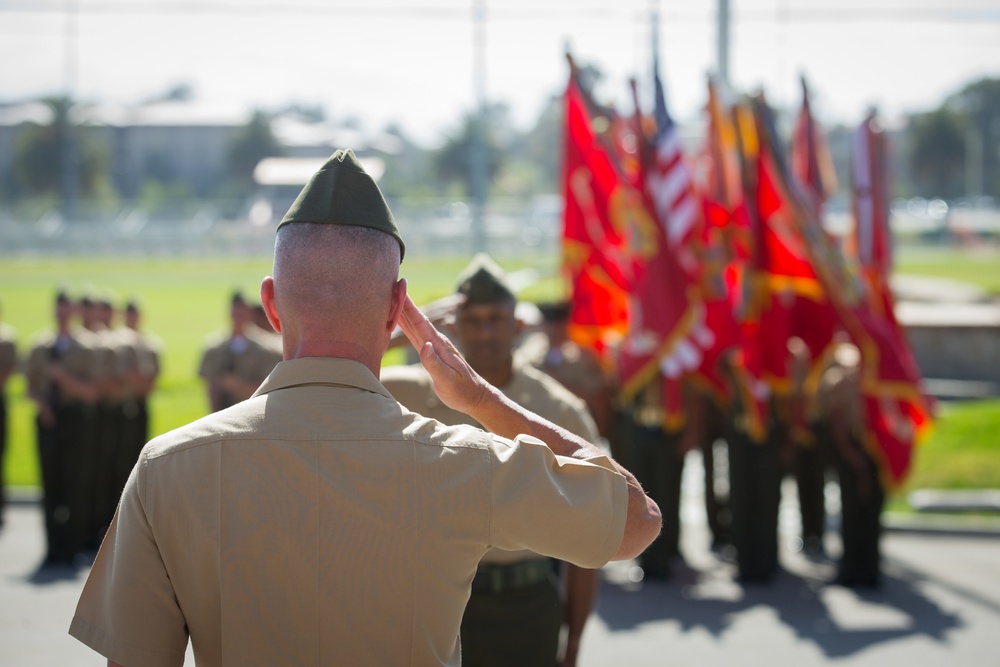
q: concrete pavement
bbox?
[2,468,999,667]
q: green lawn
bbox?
[895,246,1000,295]
[898,398,1000,491]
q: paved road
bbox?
[2,480,999,666]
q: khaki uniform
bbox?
[114,327,161,508]
[26,330,98,563]
[90,326,132,540]
[0,323,17,525]
[198,329,281,411]
[70,358,626,667]
[382,360,601,666]
[526,339,613,439]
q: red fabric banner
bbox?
[738,120,840,441]
[755,98,931,486]
[614,64,706,429]
[561,69,633,359]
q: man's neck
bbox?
[285,338,382,378]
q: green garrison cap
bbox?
[277,149,405,260]
[455,253,516,304]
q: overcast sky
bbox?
[1,0,998,145]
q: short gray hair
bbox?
[273,223,400,334]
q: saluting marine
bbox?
[382,255,603,667]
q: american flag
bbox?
[646,59,699,250]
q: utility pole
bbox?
[469,0,488,254]
[60,0,78,224]
[966,124,983,198]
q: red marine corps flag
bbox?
[787,77,844,418]
[561,55,634,359]
[735,93,841,442]
[755,98,931,486]
[847,112,933,486]
[689,77,750,405]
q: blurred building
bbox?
[0,99,395,208]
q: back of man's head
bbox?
[272,222,400,349]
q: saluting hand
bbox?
[398,294,491,416]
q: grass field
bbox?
[895,245,1000,295]
[1,248,998,503]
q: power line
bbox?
[1,1,998,24]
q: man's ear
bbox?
[387,278,407,332]
[260,276,282,334]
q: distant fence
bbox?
[0,196,563,260]
[3,196,998,259]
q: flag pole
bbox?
[717,0,730,92]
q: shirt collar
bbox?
[252,357,395,401]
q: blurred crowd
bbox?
[0,292,160,566]
[0,288,288,568]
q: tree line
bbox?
[3,73,998,217]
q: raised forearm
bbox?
[469,386,661,561]
[398,294,661,561]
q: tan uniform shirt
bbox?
[116,328,161,401]
[199,331,280,385]
[528,342,609,405]
[97,327,132,402]
[69,358,626,667]
[198,329,282,409]
[25,330,97,405]
[381,361,601,565]
[818,363,863,435]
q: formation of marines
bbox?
[17,292,160,566]
[591,328,882,589]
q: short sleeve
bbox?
[69,458,189,667]
[487,436,627,569]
